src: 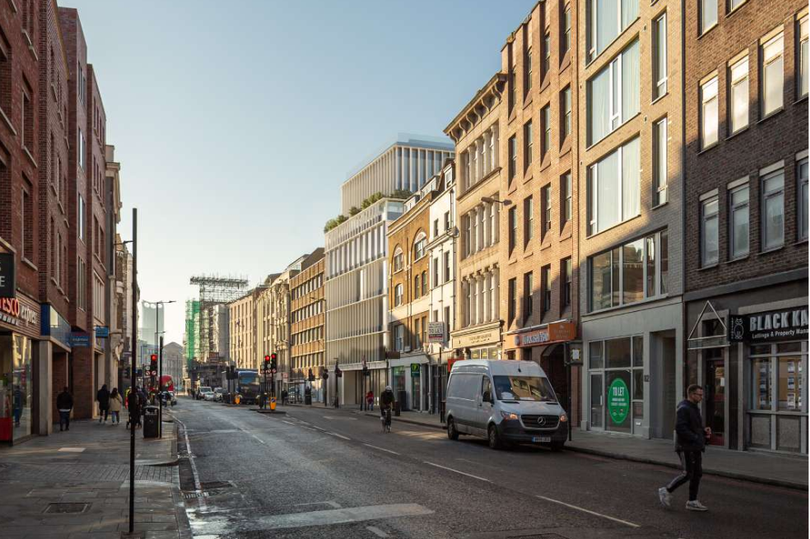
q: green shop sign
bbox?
[411,363,420,377]
[608,378,630,424]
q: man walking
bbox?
[56,387,73,432]
[96,384,110,424]
[659,384,711,512]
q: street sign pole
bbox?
[128,208,137,535]
[159,336,163,438]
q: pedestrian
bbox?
[96,384,110,424]
[109,388,123,425]
[127,386,143,429]
[56,386,73,432]
[659,384,711,512]
[366,390,374,411]
[281,389,288,406]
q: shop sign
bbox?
[729,307,808,343]
[607,378,630,425]
[0,252,14,298]
[71,333,91,347]
[428,322,445,343]
[0,296,38,332]
[513,321,577,348]
[95,326,110,338]
[410,363,420,377]
[454,329,499,349]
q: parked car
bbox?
[213,388,225,402]
[445,359,568,451]
[197,386,213,401]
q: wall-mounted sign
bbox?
[512,321,577,348]
[608,378,630,425]
[428,322,445,343]
[70,333,92,347]
[729,307,808,343]
[0,295,39,337]
[95,326,110,338]
[454,328,499,349]
[410,363,420,377]
[0,253,14,298]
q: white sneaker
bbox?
[658,487,672,508]
[686,500,708,512]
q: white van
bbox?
[445,359,568,450]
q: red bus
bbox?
[160,376,174,393]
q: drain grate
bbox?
[183,492,209,500]
[44,503,89,514]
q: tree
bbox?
[391,189,412,200]
[349,206,360,216]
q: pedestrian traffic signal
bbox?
[264,355,271,370]
[149,354,158,377]
[270,353,277,373]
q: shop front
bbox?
[453,322,502,361]
[0,294,41,444]
[40,304,71,435]
[686,288,808,454]
[388,355,429,411]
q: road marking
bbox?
[295,501,342,509]
[251,434,265,444]
[58,447,85,453]
[189,504,433,534]
[535,495,640,528]
[423,461,490,482]
[174,417,206,510]
[366,525,389,537]
[328,432,351,441]
[282,420,296,425]
[363,444,401,456]
[312,426,327,431]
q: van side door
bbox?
[473,375,494,432]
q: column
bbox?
[491,125,499,169]
[477,275,485,326]
[36,341,53,435]
[492,268,499,323]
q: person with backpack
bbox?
[109,388,123,425]
[96,384,111,424]
[56,387,73,432]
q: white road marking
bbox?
[363,444,401,456]
[251,434,265,444]
[295,500,342,509]
[282,420,296,425]
[535,495,640,528]
[313,426,327,431]
[328,432,351,441]
[189,504,433,534]
[58,447,85,453]
[423,461,490,482]
[366,525,390,537]
[175,417,206,510]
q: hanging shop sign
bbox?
[410,363,420,377]
[0,253,15,298]
[729,307,808,343]
[607,378,630,425]
[95,326,110,338]
[512,321,577,348]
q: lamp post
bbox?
[127,209,138,535]
[144,299,175,437]
[480,196,512,207]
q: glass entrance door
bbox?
[590,373,603,428]
[705,355,725,446]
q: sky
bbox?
[65,0,537,345]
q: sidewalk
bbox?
[297,404,808,490]
[0,416,189,538]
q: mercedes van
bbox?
[445,359,568,450]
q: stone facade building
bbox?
[290,250,325,402]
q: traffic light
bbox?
[270,353,278,373]
[264,355,271,370]
[149,354,158,377]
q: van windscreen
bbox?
[493,376,556,402]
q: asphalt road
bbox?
[171,398,808,539]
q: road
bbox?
[171,398,808,539]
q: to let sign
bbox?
[0,253,15,298]
[427,322,445,343]
[729,307,808,343]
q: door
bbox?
[476,375,494,431]
[590,373,603,429]
[705,356,725,446]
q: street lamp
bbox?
[144,299,175,438]
[481,196,512,206]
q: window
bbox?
[433,257,439,288]
[543,32,551,78]
[463,214,471,256]
[587,40,640,145]
[433,219,439,238]
[589,231,668,310]
[21,85,32,150]
[561,87,572,142]
[508,207,517,253]
[508,43,516,112]
[414,275,420,299]
[800,16,809,98]
[562,172,572,225]
[77,257,86,311]
[729,184,750,259]
[541,265,552,315]
[562,257,572,308]
[701,77,718,149]
[729,57,749,134]
[393,248,403,271]
[523,272,533,321]
[562,5,571,58]
[524,196,534,245]
[444,306,451,329]
[729,0,746,11]
[761,168,784,251]
[509,135,517,183]
[444,211,450,231]
[78,194,86,241]
[796,157,808,240]
[542,184,552,239]
[395,324,404,351]
[524,120,533,171]
[395,284,403,306]
[422,270,427,296]
[701,197,719,267]
[653,117,668,206]
[541,105,551,160]
[78,128,85,170]
[444,251,451,282]
[414,235,426,260]
[588,0,638,61]
[653,13,667,99]
[761,33,784,117]
[701,0,717,34]
[525,43,533,94]
[587,137,640,235]
[508,278,517,324]
[21,186,32,260]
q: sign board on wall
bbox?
[729,307,808,343]
[512,321,577,348]
[427,322,445,343]
[0,253,14,298]
[410,363,420,377]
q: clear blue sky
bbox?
[65,0,537,344]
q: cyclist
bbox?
[380,385,395,432]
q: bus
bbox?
[223,369,260,404]
[159,376,174,393]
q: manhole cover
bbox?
[44,503,89,514]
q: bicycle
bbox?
[380,407,392,433]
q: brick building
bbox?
[683,0,808,454]
[494,1,581,421]
[290,250,325,402]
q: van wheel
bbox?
[488,425,502,450]
[550,441,565,452]
[447,418,459,440]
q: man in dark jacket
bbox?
[56,387,73,432]
[96,384,111,424]
[659,384,711,512]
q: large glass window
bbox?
[588,40,640,145]
[761,168,785,251]
[729,184,750,259]
[653,12,667,99]
[622,239,644,305]
[701,197,719,267]
[589,336,643,433]
[762,33,784,118]
[729,57,749,134]
[701,77,718,149]
[588,0,639,61]
[587,137,640,235]
[0,335,33,442]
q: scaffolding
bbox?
[189,275,249,365]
